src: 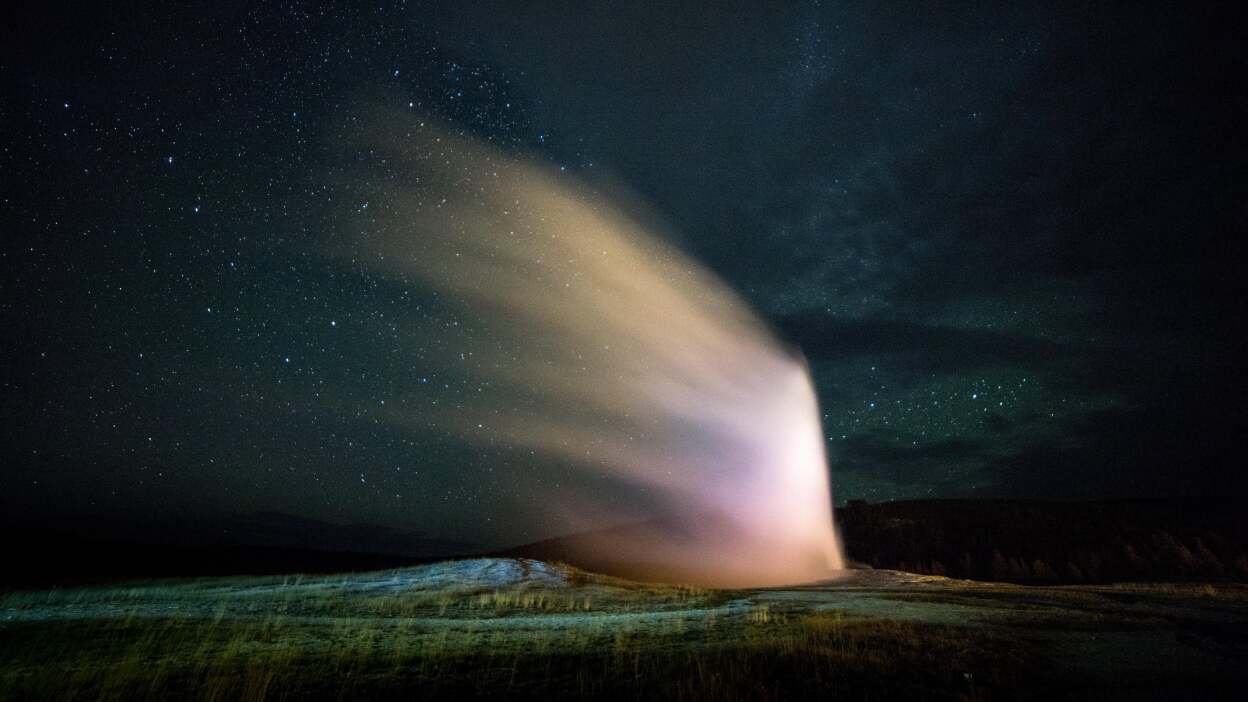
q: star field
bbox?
[2,1,1244,547]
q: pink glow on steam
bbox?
[339,111,845,587]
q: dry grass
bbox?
[0,609,1028,701]
[8,563,1243,700]
[0,562,1033,701]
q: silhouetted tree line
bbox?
[836,498,1248,584]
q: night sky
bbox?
[3,1,1244,548]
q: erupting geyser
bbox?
[335,110,844,587]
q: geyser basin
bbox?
[334,111,844,587]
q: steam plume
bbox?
[335,112,844,587]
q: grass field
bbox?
[2,559,1246,700]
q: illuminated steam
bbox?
[335,112,844,587]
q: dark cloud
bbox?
[984,414,1013,434]
[834,431,990,494]
[972,402,1246,499]
[774,314,1071,373]
[840,432,987,465]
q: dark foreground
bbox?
[2,559,1246,700]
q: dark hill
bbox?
[3,511,478,590]
[836,497,1248,584]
